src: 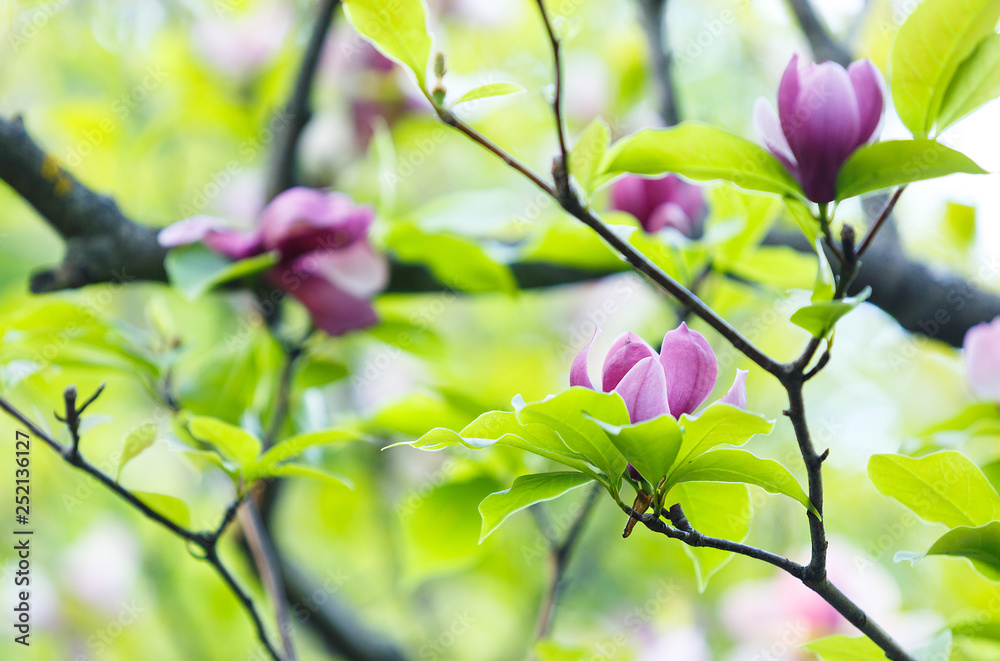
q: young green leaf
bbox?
[673,403,775,470]
[790,287,871,338]
[258,463,353,489]
[938,34,1000,131]
[515,388,630,489]
[805,635,886,661]
[250,428,361,476]
[602,122,805,199]
[343,0,434,92]
[923,521,1000,580]
[132,491,191,528]
[868,451,1000,527]
[386,223,517,293]
[785,197,820,245]
[478,472,594,542]
[835,140,987,201]
[588,414,682,486]
[889,0,1000,137]
[164,245,279,300]
[666,449,817,516]
[670,482,752,591]
[116,422,158,482]
[452,82,525,106]
[188,415,261,467]
[568,117,612,199]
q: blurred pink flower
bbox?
[159,187,388,336]
[611,174,707,236]
[192,3,291,78]
[964,316,1000,401]
[60,519,140,615]
[755,54,885,203]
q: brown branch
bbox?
[636,0,680,125]
[783,0,852,66]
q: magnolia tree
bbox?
[2,0,1000,660]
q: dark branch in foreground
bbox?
[0,115,996,348]
[0,389,283,661]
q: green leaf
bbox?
[835,140,987,200]
[588,414,683,486]
[568,117,611,198]
[131,491,191,528]
[116,423,158,482]
[925,521,1000,580]
[602,122,805,199]
[670,482,751,590]
[259,463,353,489]
[386,223,516,293]
[868,451,1000,527]
[810,238,836,303]
[478,472,594,542]
[164,245,279,300]
[532,641,587,661]
[674,403,775,470]
[403,412,602,482]
[939,34,1000,131]
[515,388,630,490]
[247,428,361,479]
[889,0,1000,137]
[806,635,886,661]
[452,82,524,106]
[790,287,871,337]
[188,415,261,467]
[667,449,817,516]
[785,197,820,244]
[343,0,433,92]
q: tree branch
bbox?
[783,0,852,66]
[265,0,341,202]
[0,389,284,661]
[636,0,680,125]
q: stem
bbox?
[636,0,680,126]
[241,501,297,661]
[783,0,852,66]
[533,0,570,163]
[782,380,828,580]
[534,483,601,640]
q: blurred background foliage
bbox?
[1,0,999,660]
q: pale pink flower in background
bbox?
[60,519,141,614]
[192,2,291,78]
[964,316,1000,402]
[637,625,712,661]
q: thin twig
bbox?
[0,393,284,661]
[533,0,570,163]
[783,0,852,66]
[241,501,297,661]
[857,186,906,258]
[637,0,680,125]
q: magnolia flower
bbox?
[611,174,706,236]
[754,54,885,203]
[159,187,388,336]
[192,3,291,78]
[964,316,1000,402]
[571,322,747,424]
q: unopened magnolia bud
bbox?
[432,82,446,107]
[434,52,446,80]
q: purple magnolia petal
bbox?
[719,369,749,409]
[203,230,265,260]
[785,62,861,203]
[158,215,228,247]
[602,332,659,392]
[272,259,378,336]
[259,187,374,259]
[754,98,798,173]
[570,328,599,389]
[671,178,708,226]
[964,317,1000,401]
[659,322,718,418]
[611,175,655,223]
[614,356,670,424]
[645,202,695,235]
[847,59,886,145]
[777,54,802,146]
[300,241,389,299]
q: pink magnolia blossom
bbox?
[964,316,1000,402]
[755,54,885,203]
[159,187,388,336]
[611,174,706,236]
[192,3,291,78]
[570,322,747,423]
